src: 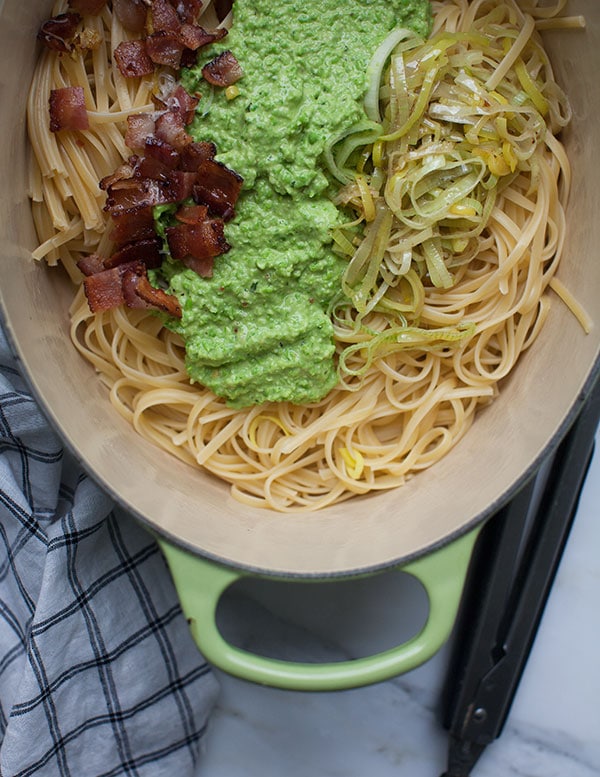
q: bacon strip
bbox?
[166,217,230,278]
[82,260,182,318]
[104,237,163,269]
[49,86,89,133]
[149,0,181,32]
[145,30,185,69]
[83,262,136,312]
[202,50,243,87]
[37,12,81,52]
[109,208,156,247]
[153,84,200,125]
[76,253,105,276]
[126,271,182,317]
[193,159,243,221]
[78,80,244,318]
[113,40,155,78]
[113,0,148,33]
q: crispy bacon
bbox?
[83,260,182,318]
[144,136,181,171]
[179,24,227,52]
[104,237,163,269]
[125,271,182,317]
[113,0,148,33]
[180,140,217,171]
[49,86,89,132]
[109,208,156,247]
[125,113,157,152]
[67,0,107,14]
[103,171,195,215]
[113,39,155,78]
[154,84,200,125]
[83,262,136,312]
[145,30,185,69]
[104,177,169,214]
[99,159,139,191]
[76,253,105,276]
[193,159,243,220]
[202,50,243,87]
[37,12,81,52]
[154,110,193,150]
[166,218,230,274]
[149,0,181,32]
[174,203,209,224]
[83,79,242,306]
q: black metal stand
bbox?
[439,376,600,777]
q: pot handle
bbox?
[158,527,480,691]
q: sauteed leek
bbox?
[329,0,577,387]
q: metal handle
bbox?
[159,528,480,691]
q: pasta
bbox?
[28,0,580,511]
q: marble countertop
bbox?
[198,429,600,777]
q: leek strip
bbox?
[380,66,439,142]
[364,28,420,123]
[514,58,549,116]
[324,121,383,184]
[423,238,453,289]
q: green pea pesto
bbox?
[162,0,432,408]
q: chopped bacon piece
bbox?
[145,30,185,69]
[154,110,193,150]
[109,207,156,247]
[134,154,173,180]
[49,86,89,133]
[174,203,209,225]
[193,159,243,220]
[83,260,181,318]
[77,253,105,276]
[67,0,107,14]
[99,159,138,191]
[113,39,155,78]
[104,170,196,215]
[37,12,81,52]
[104,177,170,214]
[167,219,230,270]
[113,0,148,33]
[104,237,163,269]
[181,253,215,277]
[125,113,156,152]
[202,50,243,87]
[83,262,136,311]
[143,136,181,170]
[124,270,182,317]
[149,0,181,32]
[178,24,227,52]
[179,141,217,171]
[154,84,200,125]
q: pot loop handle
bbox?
[158,527,480,691]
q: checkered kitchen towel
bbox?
[0,326,218,776]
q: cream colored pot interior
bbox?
[1,1,598,577]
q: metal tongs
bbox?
[439,374,600,777]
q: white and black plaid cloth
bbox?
[0,327,218,776]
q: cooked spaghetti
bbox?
[27,0,582,511]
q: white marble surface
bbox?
[198,430,600,777]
